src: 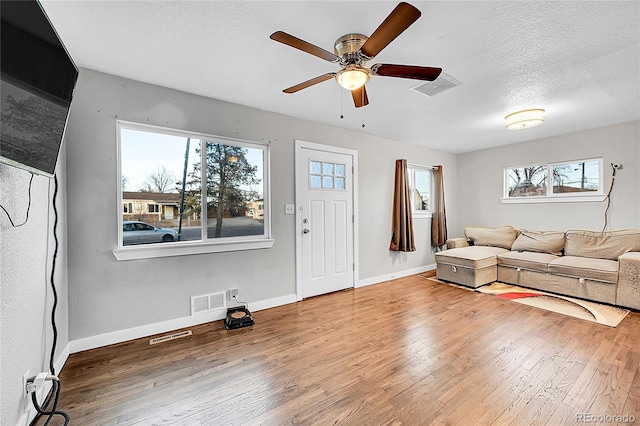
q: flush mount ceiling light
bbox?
[505,108,545,130]
[335,66,370,91]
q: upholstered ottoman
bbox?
[435,246,508,288]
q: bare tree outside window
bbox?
[118,121,271,254]
[141,166,176,193]
[507,166,547,197]
[505,159,602,200]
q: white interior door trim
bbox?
[295,140,359,301]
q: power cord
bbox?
[232,295,249,308]
[26,374,69,426]
[29,174,70,426]
[0,172,34,227]
[602,163,617,232]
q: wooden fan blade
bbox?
[270,31,340,63]
[283,73,336,93]
[351,85,369,108]
[371,63,442,81]
[360,2,421,59]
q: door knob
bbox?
[303,229,310,234]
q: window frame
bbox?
[501,157,605,204]
[407,163,433,219]
[113,120,273,261]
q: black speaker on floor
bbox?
[225,306,254,330]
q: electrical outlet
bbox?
[228,288,239,301]
[22,370,30,412]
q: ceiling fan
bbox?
[270,2,442,108]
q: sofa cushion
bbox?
[497,251,560,273]
[548,256,619,283]
[511,230,565,255]
[464,226,519,250]
[564,229,640,260]
[435,246,507,269]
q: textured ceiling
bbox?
[40,1,640,153]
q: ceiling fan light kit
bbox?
[336,67,369,90]
[270,2,442,108]
[505,109,546,130]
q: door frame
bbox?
[294,140,359,301]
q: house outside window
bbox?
[115,120,273,260]
[503,158,604,203]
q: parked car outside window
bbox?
[122,221,179,245]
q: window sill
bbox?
[112,238,275,261]
[413,212,433,219]
[500,194,606,204]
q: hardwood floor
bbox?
[44,274,640,425]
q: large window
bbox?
[503,158,604,203]
[408,164,432,217]
[115,121,272,260]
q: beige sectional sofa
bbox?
[434,226,640,310]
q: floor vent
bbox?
[149,330,192,345]
[411,73,462,97]
[191,291,226,315]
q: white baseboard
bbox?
[245,293,298,312]
[66,265,436,355]
[68,293,298,354]
[55,342,69,374]
[357,263,436,288]
[19,269,430,425]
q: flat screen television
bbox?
[1,0,78,177]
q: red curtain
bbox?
[389,159,415,252]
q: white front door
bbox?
[295,141,357,299]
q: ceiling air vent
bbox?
[411,73,461,97]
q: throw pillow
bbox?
[511,230,565,255]
[565,229,640,260]
[464,226,519,250]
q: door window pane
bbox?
[309,160,346,191]
[323,176,334,189]
[310,175,322,188]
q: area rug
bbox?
[425,277,629,327]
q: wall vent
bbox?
[149,330,192,345]
[191,291,226,315]
[411,73,462,97]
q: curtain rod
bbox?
[406,163,439,170]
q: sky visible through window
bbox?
[121,128,263,194]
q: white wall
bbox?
[0,155,69,426]
[456,121,640,235]
[64,69,457,344]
